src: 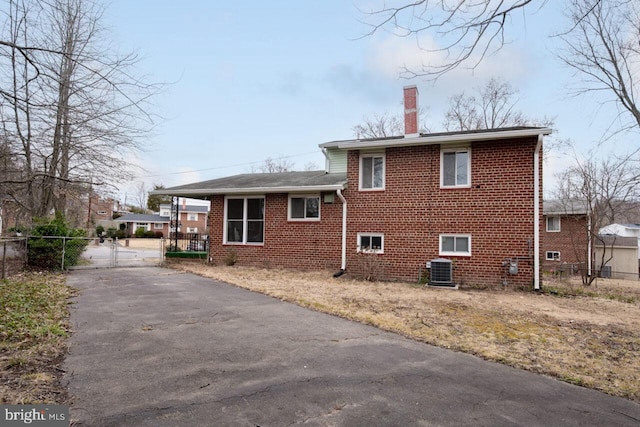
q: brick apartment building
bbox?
[541,200,588,274]
[154,87,552,289]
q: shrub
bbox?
[27,215,88,270]
[95,225,105,236]
[144,230,156,238]
[154,231,163,238]
[223,248,237,266]
[135,227,146,238]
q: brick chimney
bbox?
[403,85,419,137]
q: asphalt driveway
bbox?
[63,267,640,426]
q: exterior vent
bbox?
[598,265,612,278]
[430,258,453,285]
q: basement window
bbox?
[546,251,560,261]
[357,233,384,254]
[439,234,471,256]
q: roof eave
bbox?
[320,128,553,150]
[151,183,347,197]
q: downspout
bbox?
[587,214,592,276]
[533,134,542,290]
[335,188,347,275]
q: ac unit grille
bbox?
[431,258,453,284]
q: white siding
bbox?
[326,148,347,173]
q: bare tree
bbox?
[362,1,640,139]
[443,78,551,131]
[251,157,295,173]
[353,107,429,138]
[0,0,161,225]
[361,1,542,78]
[559,0,640,139]
[147,183,171,212]
[133,181,149,211]
[554,150,640,285]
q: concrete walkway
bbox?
[63,267,640,426]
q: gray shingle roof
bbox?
[544,200,588,216]
[152,171,348,197]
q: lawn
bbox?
[167,261,640,402]
[0,273,73,404]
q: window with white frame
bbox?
[188,213,198,221]
[97,210,107,215]
[224,197,264,244]
[289,195,320,220]
[187,227,198,233]
[441,148,470,187]
[546,216,561,232]
[160,210,171,217]
[357,233,384,253]
[154,223,163,229]
[546,251,560,261]
[439,234,471,256]
[360,153,385,190]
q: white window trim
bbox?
[439,234,472,256]
[223,196,265,245]
[187,227,198,233]
[357,233,385,254]
[546,251,561,261]
[154,223,164,229]
[440,147,471,189]
[359,152,386,191]
[288,194,321,221]
[546,216,561,232]
[188,213,198,221]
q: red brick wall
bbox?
[541,214,588,273]
[207,137,543,286]
[208,194,343,271]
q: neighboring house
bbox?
[599,223,640,258]
[158,201,209,235]
[153,86,552,288]
[542,200,589,274]
[114,214,170,237]
[594,235,638,280]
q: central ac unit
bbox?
[430,258,453,285]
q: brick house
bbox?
[542,200,589,274]
[155,87,552,289]
[158,201,209,235]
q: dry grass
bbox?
[168,261,640,402]
[0,272,74,404]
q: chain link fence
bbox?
[0,237,27,279]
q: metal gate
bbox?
[73,238,163,269]
[25,236,163,270]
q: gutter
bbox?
[534,135,542,291]
[336,189,347,273]
[321,127,553,150]
[150,184,346,198]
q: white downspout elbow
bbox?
[336,189,347,272]
[534,135,542,290]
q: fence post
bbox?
[61,237,66,271]
[2,240,6,279]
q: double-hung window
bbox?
[546,216,561,232]
[289,195,320,220]
[439,234,471,256]
[188,213,198,221]
[225,197,264,244]
[441,148,470,188]
[360,153,385,190]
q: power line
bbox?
[134,150,321,179]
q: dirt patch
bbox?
[168,261,640,402]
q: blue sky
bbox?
[104,1,634,200]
